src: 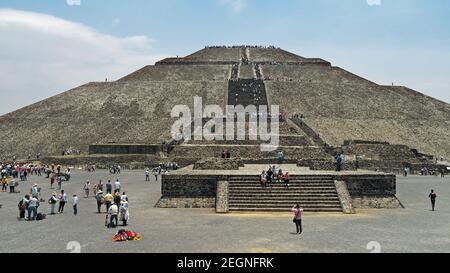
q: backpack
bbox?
[36,213,46,221]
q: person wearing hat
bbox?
[48,192,58,215]
[95,190,104,213]
[31,184,39,198]
[119,200,129,227]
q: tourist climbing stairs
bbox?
[228,175,343,212]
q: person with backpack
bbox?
[429,190,437,211]
[48,193,58,215]
[95,190,104,213]
[58,190,67,213]
[108,203,119,228]
[292,204,304,235]
[18,195,29,220]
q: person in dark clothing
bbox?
[106,180,112,194]
[429,190,437,211]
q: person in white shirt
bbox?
[58,190,67,213]
[121,192,128,202]
[73,194,78,215]
[114,179,121,194]
[108,203,119,227]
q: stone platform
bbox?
[156,164,401,213]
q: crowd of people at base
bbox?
[145,163,179,181]
[260,166,290,189]
[109,165,121,174]
[15,176,130,228]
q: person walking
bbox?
[429,190,437,211]
[95,191,104,213]
[121,192,128,202]
[97,180,104,192]
[72,194,78,215]
[9,177,15,193]
[58,190,67,213]
[292,204,304,235]
[145,168,150,181]
[83,181,90,198]
[119,200,129,227]
[27,195,39,221]
[18,195,29,220]
[108,203,119,228]
[48,193,58,215]
[441,169,445,178]
[106,180,112,194]
[114,179,121,194]
[104,192,113,212]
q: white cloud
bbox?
[0,9,167,115]
[219,0,248,14]
[367,0,381,6]
[66,0,81,6]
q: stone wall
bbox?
[41,155,198,169]
[342,175,396,196]
[298,159,357,171]
[89,144,161,155]
[193,158,244,170]
[172,145,329,159]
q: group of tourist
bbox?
[419,167,445,177]
[109,165,121,174]
[260,166,290,189]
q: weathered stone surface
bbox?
[155,198,215,208]
[334,180,355,214]
[194,158,244,170]
[215,180,229,213]
[351,196,404,209]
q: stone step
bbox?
[229,207,343,212]
[229,203,342,208]
[229,182,336,186]
[229,189,338,194]
[229,199,341,203]
[229,186,337,190]
[229,193,339,197]
[228,176,334,180]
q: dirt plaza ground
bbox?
[0,170,449,253]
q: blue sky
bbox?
[1,0,449,114]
